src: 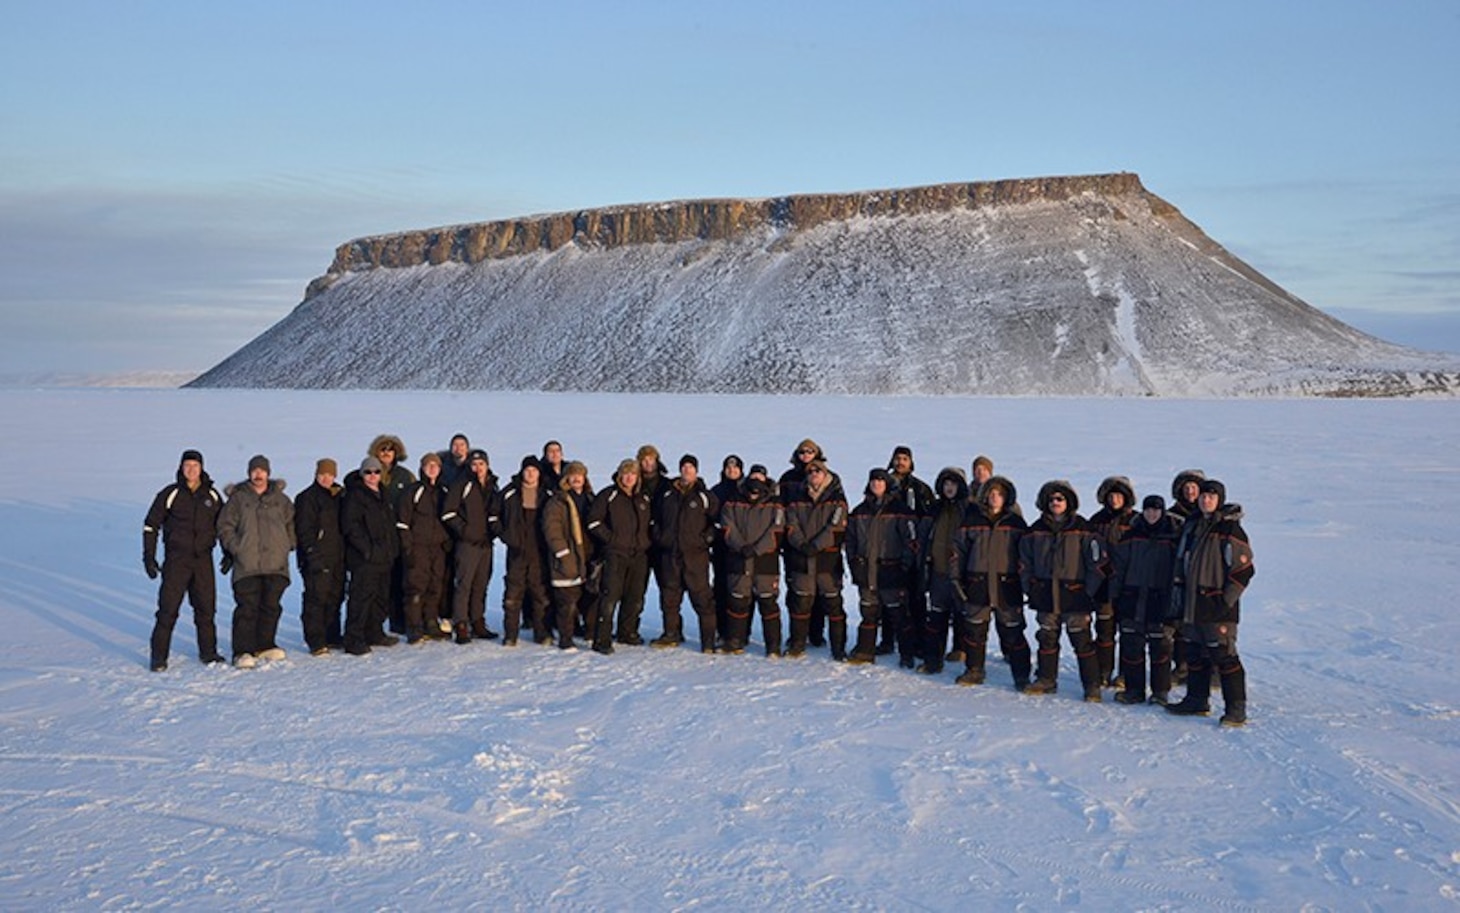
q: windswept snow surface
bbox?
[1,389,1457,911]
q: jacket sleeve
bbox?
[1223,522,1255,606]
[810,499,847,552]
[1083,532,1108,595]
[440,482,468,540]
[142,487,169,560]
[218,497,242,558]
[586,490,612,547]
[1018,534,1035,594]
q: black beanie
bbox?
[180,449,204,467]
[1142,494,1165,511]
[679,453,699,470]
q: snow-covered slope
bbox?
[1,389,1457,910]
[191,175,1460,396]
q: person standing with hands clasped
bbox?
[143,449,226,671]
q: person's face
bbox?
[1143,506,1163,525]
[1048,492,1068,516]
[451,438,469,461]
[181,459,202,485]
[1182,481,1200,503]
[639,454,657,475]
[376,444,397,467]
[1107,491,1126,511]
[249,467,269,491]
[471,457,488,481]
[869,478,887,498]
[987,487,1006,513]
[568,473,585,493]
[316,471,336,488]
[724,462,742,481]
[680,463,699,486]
[1199,491,1220,515]
[545,443,563,464]
[522,465,540,487]
[363,466,382,490]
[423,461,441,483]
[619,468,638,490]
[973,465,992,485]
[941,479,959,500]
[797,445,816,464]
[807,467,826,486]
[892,453,912,475]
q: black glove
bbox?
[143,556,159,579]
[219,553,234,575]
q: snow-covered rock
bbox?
[190,174,1460,396]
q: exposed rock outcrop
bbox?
[192,173,1460,396]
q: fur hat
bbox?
[315,458,338,477]
[1097,476,1135,509]
[561,460,589,489]
[979,475,1018,508]
[792,439,823,464]
[1036,480,1079,514]
[369,434,407,462]
[806,459,830,478]
[247,454,270,475]
[636,444,660,462]
[1142,494,1166,511]
[616,458,639,480]
[888,445,915,471]
[1171,469,1207,502]
[972,454,994,476]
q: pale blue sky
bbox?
[2,1,1457,374]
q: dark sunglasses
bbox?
[363,469,382,476]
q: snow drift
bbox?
[190,173,1460,396]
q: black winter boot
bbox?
[1025,642,1060,694]
[1219,662,1248,727]
[1076,648,1102,702]
[848,624,878,664]
[759,599,783,656]
[1167,662,1213,716]
[786,598,811,657]
[828,614,848,662]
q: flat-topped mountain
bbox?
[190,173,1459,396]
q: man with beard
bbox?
[219,455,295,668]
[543,461,595,649]
[916,467,969,676]
[886,445,933,662]
[143,449,225,671]
[784,459,848,659]
[720,473,784,656]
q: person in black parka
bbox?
[342,456,401,655]
[143,449,226,670]
[294,457,346,654]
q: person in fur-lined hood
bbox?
[917,467,969,675]
[367,434,416,507]
[952,474,1032,689]
[1167,479,1255,727]
[1089,475,1137,689]
[1018,480,1108,700]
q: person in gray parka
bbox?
[218,454,295,668]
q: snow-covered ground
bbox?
[1,389,1456,911]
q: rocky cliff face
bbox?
[193,173,1460,396]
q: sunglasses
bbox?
[1049,494,1066,503]
[364,469,382,476]
[798,448,816,455]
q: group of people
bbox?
[143,435,1255,726]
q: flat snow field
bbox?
[1,389,1456,912]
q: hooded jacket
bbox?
[958,475,1027,610]
[1089,476,1136,602]
[543,477,592,587]
[1018,480,1107,615]
[845,476,917,588]
[294,478,344,572]
[922,467,970,579]
[144,464,224,563]
[720,477,784,575]
[219,478,295,580]
[777,439,825,506]
[368,434,416,508]
[1175,499,1254,624]
[1169,469,1206,521]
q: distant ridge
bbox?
[192,173,1460,396]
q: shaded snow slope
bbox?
[1,389,1457,910]
[192,181,1460,396]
